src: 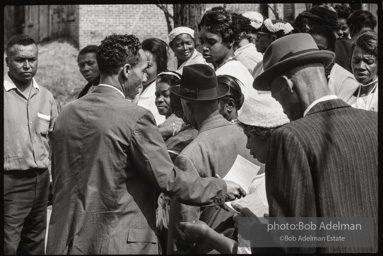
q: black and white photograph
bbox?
[3,1,380,254]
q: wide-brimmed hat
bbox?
[300,5,338,29]
[253,33,335,91]
[238,94,289,128]
[242,11,264,30]
[170,64,229,101]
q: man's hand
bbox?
[224,180,246,201]
[179,220,210,243]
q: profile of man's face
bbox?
[6,43,38,86]
[269,76,302,121]
[124,49,148,100]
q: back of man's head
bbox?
[97,34,141,75]
[6,34,36,56]
[347,10,377,38]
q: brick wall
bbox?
[78,4,173,50]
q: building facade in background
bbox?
[4,3,378,50]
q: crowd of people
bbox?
[4,3,378,255]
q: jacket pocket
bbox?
[127,228,157,244]
[38,112,50,135]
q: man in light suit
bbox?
[47,34,245,255]
[167,64,262,254]
[245,33,377,253]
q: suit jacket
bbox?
[167,112,261,254]
[46,86,228,254]
[259,99,378,253]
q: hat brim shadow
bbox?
[253,50,335,91]
[170,84,230,101]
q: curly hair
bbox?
[217,75,244,110]
[142,38,169,74]
[351,30,378,57]
[198,7,235,45]
[97,34,141,75]
[231,13,254,49]
[334,5,352,20]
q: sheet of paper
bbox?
[223,155,260,193]
[233,193,269,217]
[223,155,261,211]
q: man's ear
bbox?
[281,75,294,93]
[185,102,194,115]
[122,63,131,79]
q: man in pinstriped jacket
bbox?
[250,33,378,253]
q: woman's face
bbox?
[336,18,350,39]
[255,32,275,54]
[199,27,231,66]
[351,46,378,84]
[172,34,195,62]
[144,50,158,86]
[243,126,268,164]
[155,82,172,116]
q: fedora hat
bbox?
[300,6,338,29]
[170,64,229,101]
[238,94,289,128]
[253,33,335,91]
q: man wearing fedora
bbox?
[167,64,261,254]
[248,33,378,253]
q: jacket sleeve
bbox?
[129,111,227,206]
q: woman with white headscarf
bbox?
[167,26,211,74]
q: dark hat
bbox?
[253,33,335,91]
[170,64,229,101]
[300,6,338,29]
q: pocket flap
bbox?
[127,228,157,243]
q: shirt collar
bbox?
[303,95,338,117]
[4,72,39,92]
[98,84,125,98]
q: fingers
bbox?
[231,202,244,212]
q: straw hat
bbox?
[253,33,335,91]
[170,64,229,101]
[238,94,289,128]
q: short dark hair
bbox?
[217,75,244,110]
[308,25,336,52]
[79,45,98,56]
[6,34,36,55]
[351,30,378,58]
[97,34,141,75]
[347,10,377,36]
[142,38,168,74]
[198,8,235,46]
